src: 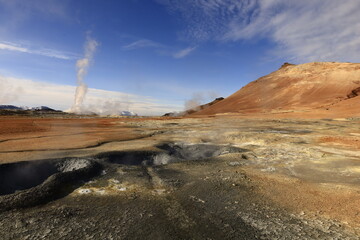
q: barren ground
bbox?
[193,62,360,118]
[0,115,360,239]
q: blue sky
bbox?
[1,0,360,115]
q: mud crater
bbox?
[0,143,243,211]
[98,143,246,166]
[0,160,58,195]
[0,158,101,211]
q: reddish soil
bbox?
[0,118,144,163]
[318,136,360,150]
[192,62,360,118]
[247,170,360,227]
[1,115,360,236]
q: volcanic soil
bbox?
[0,115,360,239]
[192,62,360,118]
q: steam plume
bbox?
[185,93,203,110]
[0,77,23,104]
[185,91,218,110]
[71,36,98,113]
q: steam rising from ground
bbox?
[185,91,218,110]
[80,99,131,116]
[71,36,98,113]
[0,77,23,104]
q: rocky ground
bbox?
[0,116,359,239]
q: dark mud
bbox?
[97,143,246,166]
[0,158,101,211]
[0,143,243,211]
[0,160,58,195]
[0,141,359,239]
[1,155,357,240]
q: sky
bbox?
[1,0,360,115]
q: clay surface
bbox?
[0,116,360,239]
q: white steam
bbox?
[71,36,98,113]
[185,91,218,110]
[185,94,203,110]
[0,77,24,104]
[80,99,131,116]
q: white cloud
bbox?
[0,41,76,60]
[122,39,164,50]
[0,43,28,53]
[123,38,197,59]
[157,0,256,41]
[224,0,360,62]
[173,46,196,59]
[158,0,360,62]
[0,75,182,116]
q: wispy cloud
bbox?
[0,41,77,60]
[122,39,164,50]
[173,46,197,59]
[0,0,67,18]
[0,0,68,35]
[158,0,360,62]
[0,75,182,115]
[123,38,196,59]
[223,1,360,62]
[157,0,256,42]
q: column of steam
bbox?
[71,36,98,113]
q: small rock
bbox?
[229,161,241,166]
[153,189,166,194]
[78,188,92,194]
[261,167,276,172]
[117,187,127,191]
[110,179,120,184]
[96,189,106,195]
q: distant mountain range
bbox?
[0,105,58,111]
[0,105,139,117]
[0,105,22,110]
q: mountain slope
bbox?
[192,62,360,117]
